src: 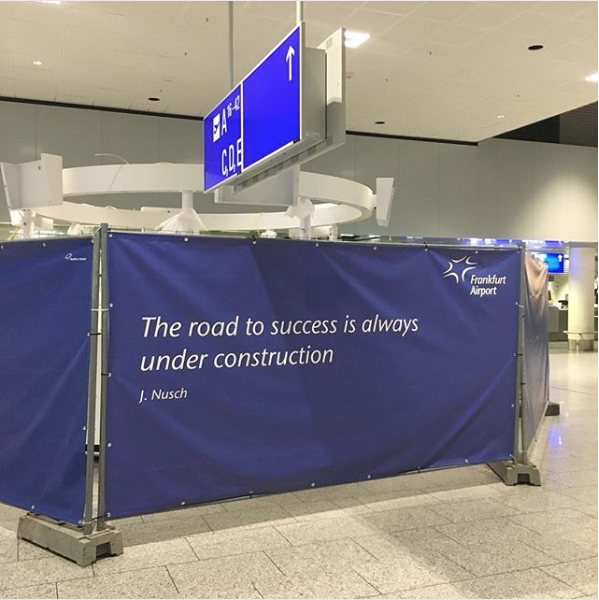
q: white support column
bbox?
[568,244,597,352]
[299,214,312,240]
[182,190,194,210]
[20,209,34,239]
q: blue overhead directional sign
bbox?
[203,26,302,192]
[243,26,301,170]
[204,86,243,192]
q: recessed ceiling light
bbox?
[38,1,61,4]
[497,114,505,119]
[148,97,161,102]
[345,31,370,49]
[32,60,43,66]
[375,120,385,125]
[527,44,544,51]
[585,73,598,82]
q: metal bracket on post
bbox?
[488,245,541,486]
[17,227,123,566]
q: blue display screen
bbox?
[243,26,301,170]
[544,253,565,274]
[203,26,302,192]
[203,85,243,192]
[535,252,565,274]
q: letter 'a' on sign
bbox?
[203,23,326,193]
[203,86,243,192]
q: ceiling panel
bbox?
[409,1,477,22]
[0,0,595,142]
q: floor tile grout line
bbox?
[182,535,201,563]
[536,563,591,597]
[347,563,383,595]
[351,530,477,587]
[164,564,181,595]
[262,550,286,577]
[518,538,567,565]
[250,580,265,598]
[351,535,383,562]
[551,386,597,396]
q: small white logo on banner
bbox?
[442,255,507,297]
[442,256,477,283]
[64,253,87,262]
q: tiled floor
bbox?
[0,345,596,599]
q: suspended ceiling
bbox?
[0,1,596,142]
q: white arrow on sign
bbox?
[286,46,295,81]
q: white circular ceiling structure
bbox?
[35,163,377,232]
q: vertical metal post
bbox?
[228,1,234,89]
[518,245,530,464]
[296,0,303,25]
[82,231,101,534]
[96,224,110,530]
[512,244,526,463]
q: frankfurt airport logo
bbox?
[64,253,87,262]
[212,114,221,142]
[442,256,477,283]
[443,255,507,297]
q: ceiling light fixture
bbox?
[585,73,598,82]
[496,114,505,119]
[148,97,161,102]
[344,31,370,49]
[527,44,544,51]
[375,120,385,125]
[32,60,43,66]
[38,1,62,4]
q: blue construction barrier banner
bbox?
[522,253,550,450]
[0,238,93,524]
[106,233,521,518]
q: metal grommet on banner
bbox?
[423,242,428,252]
[367,474,371,479]
[373,246,377,251]
[315,242,319,247]
[42,242,46,247]
[107,442,112,448]
[464,459,469,464]
[310,482,316,487]
[180,501,186,506]
[184,237,189,242]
